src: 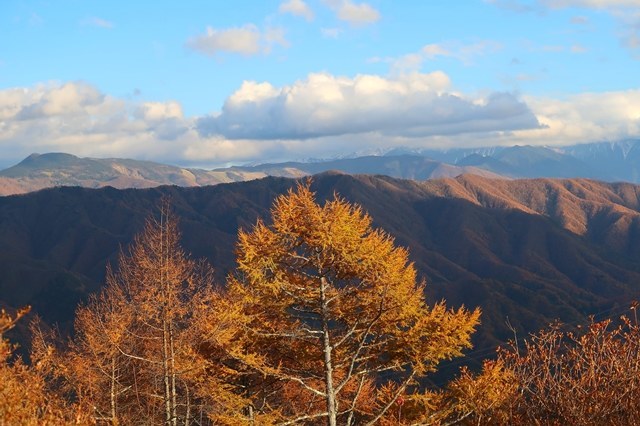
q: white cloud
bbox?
[425,41,502,63]
[325,0,381,26]
[279,0,315,21]
[196,71,540,140]
[0,82,194,163]
[382,41,502,74]
[511,90,640,145]
[186,24,289,57]
[135,101,183,121]
[422,44,451,59]
[15,82,105,119]
[2,80,638,167]
[263,27,290,53]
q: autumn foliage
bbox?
[223,181,480,424]
[4,181,640,425]
[500,317,640,425]
[432,315,640,426]
[30,200,224,425]
[1,307,91,424]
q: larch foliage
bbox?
[224,181,480,425]
[1,307,90,424]
[32,200,234,425]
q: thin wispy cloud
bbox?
[186,24,289,57]
[325,0,381,26]
[279,0,315,21]
[321,27,342,38]
[540,0,640,10]
[489,0,640,56]
[378,40,503,75]
[571,44,588,53]
[571,15,590,24]
[81,17,114,29]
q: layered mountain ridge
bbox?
[2,173,640,361]
[2,140,640,196]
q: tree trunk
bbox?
[160,208,177,426]
[110,355,117,424]
[169,323,178,425]
[163,317,173,425]
[185,382,191,426]
[320,277,338,426]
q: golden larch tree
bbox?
[1,306,90,424]
[226,181,480,425]
[35,200,224,425]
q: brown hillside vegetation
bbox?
[19,187,479,425]
[422,175,640,239]
[0,177,31,196]
[4,184,640,424]
[0,153,505,196]
[1,174,640,358]
[445,317,640,426]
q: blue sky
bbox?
[1,0,639,167]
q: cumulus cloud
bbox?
[13,82,105,120]
[510,90,640,145]
[325,0,381,25]
[279,0,315,21]
[1,80,638,167]
[186,24,289,56]
[0,82,196,163]
[196,72,540,140]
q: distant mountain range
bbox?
[3,173,640,366]
[1,141,640,195]
[0,153,275,196]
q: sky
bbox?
[1,0,639,168]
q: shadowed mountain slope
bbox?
[2,174,640,360]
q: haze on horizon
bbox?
[1,0,639,168]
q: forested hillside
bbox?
[2,173,640,356]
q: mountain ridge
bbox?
[2,173,640,359]
[3,141,640,196]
